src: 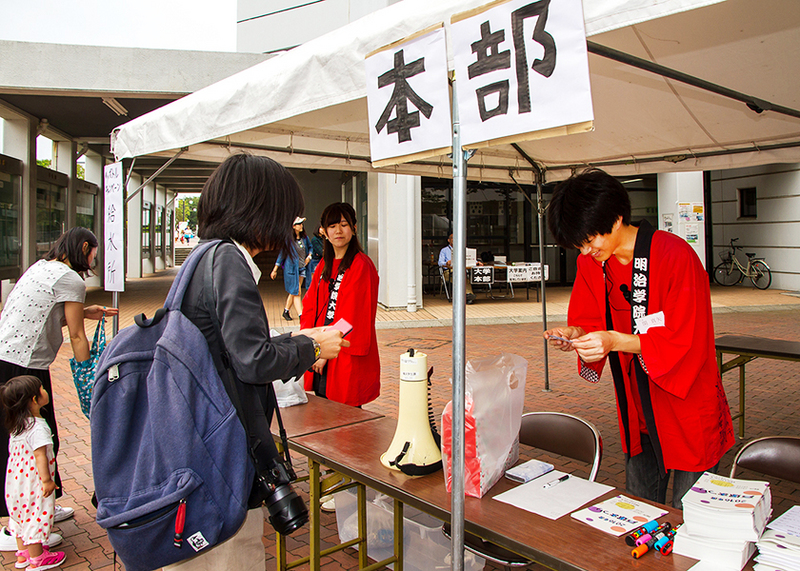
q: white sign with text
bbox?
[103,162,125,292]
[451,0,593,147]
[366,25,452,166]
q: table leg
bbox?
[309,458,322,571]
[738,363,746,439]
[393,499,404,571]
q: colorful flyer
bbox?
[570,494,668,536]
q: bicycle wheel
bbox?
[749,260,772,289]
[714,261,742,286]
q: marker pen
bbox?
[625,519,659,546]
[542,474,570,489]
[635,522,672,547]
[631,524,673,559]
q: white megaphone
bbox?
[380,349,442,475]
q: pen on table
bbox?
[542,475,570,489]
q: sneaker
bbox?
[0,528,62,551]
[320,495,336,513]
[53,505,74,523]
[282,309,293,321]
[29,549,66,570]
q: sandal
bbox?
[14,546,48,569]
[15,549,29,569]
[28,550,65,571]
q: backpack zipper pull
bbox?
[173,498,187,548]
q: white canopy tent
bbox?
[111,0,800,568]
[113,0,800,184]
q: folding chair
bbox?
[729,436,800,483]
[443,412,603,567]
[438,265,451,301]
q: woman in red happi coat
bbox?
[301,203,380,407]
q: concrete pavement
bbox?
[3,270,798,570]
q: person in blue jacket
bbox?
[271,216,312,320]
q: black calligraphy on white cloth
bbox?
[375,49,434,143]
[467,0,557,121]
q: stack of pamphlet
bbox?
[754,505,800,571]
[673,472,771,571]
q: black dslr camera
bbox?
[252,455,308,536]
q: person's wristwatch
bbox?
[310,338,321,360]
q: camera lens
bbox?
[264,483,308,535]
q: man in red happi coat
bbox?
[544,169,734,508]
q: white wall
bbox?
[237,0,398,53]
[657,171,706,266]
[710,164,800,291]
[377,173,422,310]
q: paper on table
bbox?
[493,470,612,520]
[767,505,800,535]
[571,494,669,536]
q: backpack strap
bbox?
[164,240,222,311]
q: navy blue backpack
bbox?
[91,240,254,571]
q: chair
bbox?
[443,412,603,567]
[729,436,800,483]
[438,265,451,301]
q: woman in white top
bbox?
[0,227,118,541]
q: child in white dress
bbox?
[1,375,66,570]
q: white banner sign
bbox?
[103,162,125,292]
[451,0,593,148]
[366,25,452,166]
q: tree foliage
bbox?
[177,196,199,230]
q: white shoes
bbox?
[53,505,74,523]
[320,495,336,513]
[0,526,63,551]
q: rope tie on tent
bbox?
[226,136,232,153]
[752,141,761,152]
[289,132,294,155]
[345,139,352,164]
[438,156,444,177]
[479,153,484,182]
[394,164,398,182]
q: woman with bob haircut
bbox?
[301,202,380,407]
[165,153,348,571]
[0,227,118,546]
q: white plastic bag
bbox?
[273,377,308,408]
[442,353,527,497]
[269,328,308,407]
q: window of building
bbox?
[142,202,152,258]
[75,191,95,232]
[36,182,66,259]
[166,209,173,257]
[739,187,757,218]
[155,206,163,253]
[0,154,22,279]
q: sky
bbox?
[0,0,236,52]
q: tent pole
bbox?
[511,145,550,391]
[450,77,468,571]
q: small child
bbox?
[0,375,66,570]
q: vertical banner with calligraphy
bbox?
[451,0,593,148]
[366,24,452,167]
[103,162,125,292]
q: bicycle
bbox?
[713,238,772,289]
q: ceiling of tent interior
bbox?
[113,0,800,187]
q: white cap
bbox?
[293,216,306,225]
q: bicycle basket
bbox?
[719,250,732,262]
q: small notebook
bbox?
[505,459,554,483]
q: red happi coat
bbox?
[301,253,380,407]
[569,230,734,472]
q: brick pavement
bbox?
[2,272,799,570]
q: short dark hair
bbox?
[45,227,97,273]
[547,168,631,249]
[198,153,304,257]
[320,202,363,282]
[0,375,43,436]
